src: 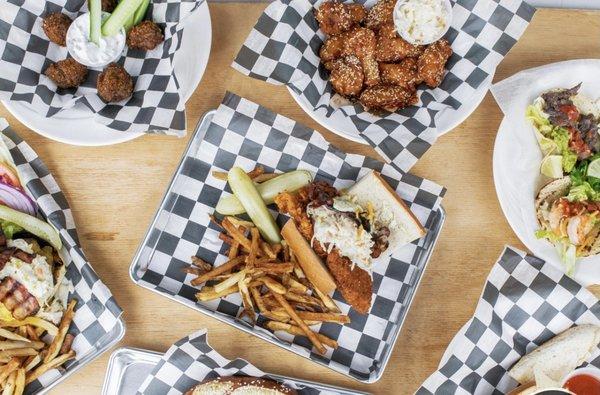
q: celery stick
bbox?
[133,0,150,26]
[102,0,144,36]
[89,0,102,45]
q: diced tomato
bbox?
[560,104,580,122]
[568,127,592,159]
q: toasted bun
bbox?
[281,220,337,294]
[508,325,600,385]
[347,171,426,257]
[186,376,297,395]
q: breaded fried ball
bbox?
[126,21,164,51]
[45,58,87,89]
[102,0,117,12]
[359,84,418,111]
[42,13,72,46]
[97,63,134,102]
[330,56,364,97]
[315,1,354,36]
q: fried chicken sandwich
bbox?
[275,170,425,314]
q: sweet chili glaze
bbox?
[564,373,600,395]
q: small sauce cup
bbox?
[66,12,125,68]
[393,0,453,45]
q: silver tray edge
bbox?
[102,346,371,394]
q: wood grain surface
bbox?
[0,5,598,394]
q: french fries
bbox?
[0,301,78,394]
[190,215,349,354]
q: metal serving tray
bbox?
[43,318,125,394]
[102,347,370,394]
[129,110,446,383]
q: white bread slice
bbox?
[346,171,426,257]
[508,325,600,385]
[280,220,337,294]
[186,376,297,395]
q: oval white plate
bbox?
[493,60,600,285]
[288,75,491,144]
[2,1,212,146]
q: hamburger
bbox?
[185,376,297,395]
[275,170,426,314]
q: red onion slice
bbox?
[0,182,37,216]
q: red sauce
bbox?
[564,373,600,395]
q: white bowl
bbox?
[393,0,453,45]
[66,12,125,68]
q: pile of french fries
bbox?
[187,215,350,355]
[0,300,76,394]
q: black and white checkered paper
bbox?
[137,329,326,394]
[0,119,123,394]
[0,0,203,136]
[232,0,535,172]
[133,92,445,382]
[418,246,600,395]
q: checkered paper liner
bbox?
[417,246,600,395]
[0,119,123,394]
[232,0,535,173]
[137,329,332,394]
[132,92,445,382]
[0,0,204,136]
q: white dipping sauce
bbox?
[394,0,452,45]
[66,13,125,68]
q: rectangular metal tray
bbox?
[129,110,446,383]
[43,318,125,394]
[102,346,370,394]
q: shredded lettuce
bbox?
[526,102,552,135]
[556,242,577,276]
[535,229,561,242]
[0,220,23,239]
[567,182,600,202]
[550,128,578,172]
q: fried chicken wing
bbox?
[320,35,345,70]
[364,0,395,30]
[326,249,372,314]
[417,38,452,88]
[375,23,424,62]
[379,58,421,87]
[348,4,367,24]
[359,84,418,111]
[330,56,364,97]
[315,1,355,36]
[341,27,380,87]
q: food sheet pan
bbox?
[129,106,446,383]
[102,346,371,394]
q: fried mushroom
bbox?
[42,13,72,47]
[97,63,134,102]
[45,58,87,89]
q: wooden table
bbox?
[0,5,598,394]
